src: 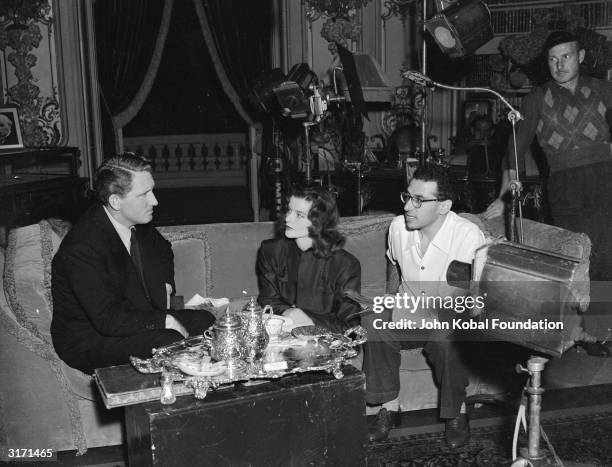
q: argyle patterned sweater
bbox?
[504,76,612,174]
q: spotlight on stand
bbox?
[262,63,336,186]
[273,82,311,119]
[272,64,319,120]
[424,0,493,58]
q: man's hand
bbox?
[282,307,315,327]
[165,314,188,338]
[483,198,504,220]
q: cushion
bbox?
[3,222,62,343]
[3,220,96,400]
[160,222,277,300]
[161,231,212,299]
[341,215,394,297]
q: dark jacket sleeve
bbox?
[58,241,166,337]
[256,240,292,313]
[330,253,361,330]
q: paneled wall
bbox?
[0,3,62,146]
[0,0,98,180]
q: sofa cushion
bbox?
[160,231,212,299]
[341,215,394,297]
[3,220,96,401]
[4,222,62,343]
[159,222,277,300]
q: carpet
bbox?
[367,411,612,466]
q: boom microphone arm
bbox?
[402,70,525,244]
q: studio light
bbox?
[424,0,493,58]
[270,64,318,120]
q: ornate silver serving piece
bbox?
[239,297,271,363]
[204,311,245,365]
[130,326,367,404]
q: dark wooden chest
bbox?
[125,367,366,467]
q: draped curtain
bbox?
[192,0,273,126]
[193,0,273,221]
[94,0,171,155]
[94,0,273,219]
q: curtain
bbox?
[193,0,273,221]
[192,0,273,125]
[94,0,171,155]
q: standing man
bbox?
[485,31,612,356]
[364,165,485,448]
[52,153,215,374]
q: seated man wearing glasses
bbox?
[363,164,485,448]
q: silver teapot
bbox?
[204,311,245,364]
[240,297,272,362]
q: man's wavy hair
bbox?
[282,185,345,258]
[94,152,152,205]
[411,164,455,203]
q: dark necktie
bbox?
[130,227,150,301]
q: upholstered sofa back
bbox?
[158,214,394,301]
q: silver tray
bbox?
[130,325,367,404]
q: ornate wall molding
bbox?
[0,0,64,146]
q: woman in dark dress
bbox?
[256,186,361,332]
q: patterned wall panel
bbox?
[0,0,64,147]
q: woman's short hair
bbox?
[94,153,152,205]
[411,164,454,202]
[286,185,345,257]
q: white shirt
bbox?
[103,205,173,309]
[103,206,132,253]
[387,211,486,319]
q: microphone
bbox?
[402,71,435,88]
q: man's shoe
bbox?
[578,341,611,357]
[445,413,470,449]
[368,408,401,442]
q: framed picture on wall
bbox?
[0,106,24,150]
[462,99,492,131]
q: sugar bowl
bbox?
[204,310,245,366]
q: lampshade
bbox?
[425,0,493,58]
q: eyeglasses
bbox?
[400,191,441,208]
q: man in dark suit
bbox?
[51,153,215,374]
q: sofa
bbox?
[0,213,590,454]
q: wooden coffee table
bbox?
[95,364,366,466]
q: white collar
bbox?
[103,205,132,253]
[414,211,455,255]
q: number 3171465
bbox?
[1,447,56,461]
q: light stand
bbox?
[420,0,428,166]
[302,121,317,185]
[272,125,284,219]
[513,356,559,466]
[403,70,525,243]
